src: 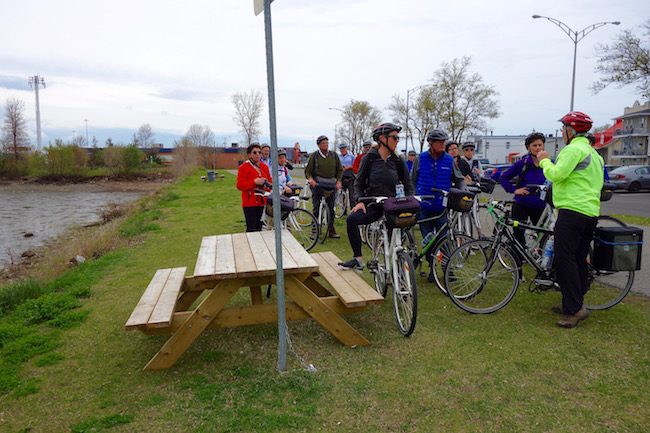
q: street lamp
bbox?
[405,84,429,153]
[532,14,620,111]
[328,107,344,149]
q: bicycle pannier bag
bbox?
[479,177,496,194]
[265,195,294,219]
[315,176,337,191]
[383,196,421,228]
[445,188,476,213]
[592,226,643,271]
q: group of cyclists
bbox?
[236,110,607,329]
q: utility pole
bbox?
[28,75,46,150]
[84,119,89,147]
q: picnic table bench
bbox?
[125,230,382,370]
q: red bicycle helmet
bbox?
[559,111,593,133]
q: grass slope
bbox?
[1,173,649,433]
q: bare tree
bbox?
[388,87,446,152]
[432,57,499,143]
[1,98,31,163]
[592,19,650,99]
[232,90,264,146]
[184,124,215,147]
[337,100,382,154]
[136,123,155,148]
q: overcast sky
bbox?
[1,0,648,151]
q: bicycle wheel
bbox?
[317,201,328,244]
[370,233,388,297]
[286,208,319,252]
[584,216,635,310]
[430,233,473,295]
[392,250,418,336]
[444,239,519,314]
[402,228,417,263]
[334,190,347,218]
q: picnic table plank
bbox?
[259,230,298,270]
[215,234,236,277]
[279,229,319,270]
[247,231,277,273]
[194,236,217,277]
[125,268,171,330]
[232,232,258,276]
[148,267,186,328]
[319,251,383,304]
[310,253,366,307]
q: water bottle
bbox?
[421,231,435,247]
[395,183,405,198]
[541,238,554,270]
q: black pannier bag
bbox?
[265,195,294,219]
[445,188,476,213]
[479,177,496,194]
[383,196,421,228]
[315,176,337,191]
[592,226,643,271]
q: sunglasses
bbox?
[388,134,400,141]
[251,150,261,154]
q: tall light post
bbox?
[532,15,620,111]
[28,75,46,150]
[84,119,89,147]
[328,107,344,150]
[405,84,428,153]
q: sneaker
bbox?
[556,307,590,328]
[329,229,341,239]
[338,258,363,270]
[427,269,436,283]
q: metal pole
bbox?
[34,77,42,150]
[85,119,89,147]
[262,0,287,372]
[405,89,410,154]
[570,37,577,111]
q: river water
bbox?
[0,182,154,267]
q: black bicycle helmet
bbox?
[427,129,449,142]
[372,122,402,141]
[316,135,328,145]
[524,132,546,148]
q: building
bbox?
[467,132,560,164]
[601,100,650,166]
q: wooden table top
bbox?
[193,230,319,280]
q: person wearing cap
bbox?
[338,143,356,195]
[276,149,296,194]
[411,129,455,282]
[304,135,343,238]
[459,142,482,182]
[537,111,604,328]
[406,150,417,174]
[260,143,272,168]
[353,141,372,174]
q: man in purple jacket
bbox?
[499,132,548,248]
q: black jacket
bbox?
[353,148,414,203]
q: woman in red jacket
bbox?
[236,143,272,232]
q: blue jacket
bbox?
[411,151,454,213]
[499,154,547,209]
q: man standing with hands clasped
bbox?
[536,111,604,328]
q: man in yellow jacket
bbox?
[537,111,604,328]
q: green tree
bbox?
[592,20,650,98]
[337,100,382,153]
[122,145,144,173]
[432,57,499,143]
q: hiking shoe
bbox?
[557,307,590,328]
[329,229,341,239]
[339,258,363,270]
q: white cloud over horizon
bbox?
[1,0,648,151]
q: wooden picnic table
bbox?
[125,229,383,370]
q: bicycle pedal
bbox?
[533,279,558,289]
[366,260,378,270]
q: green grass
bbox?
[611,213,650,227]
[0,171,648,432]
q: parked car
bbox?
[608,165,650,192]
[483,163,512,182]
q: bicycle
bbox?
[443,200,638,314]
[406,188,478,294]
[361,195,419,336]
[334,187,351,219]
[313,179,337,244]
[256,187,320,252]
